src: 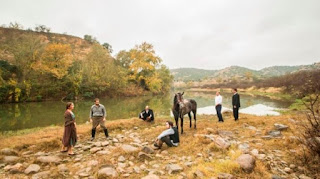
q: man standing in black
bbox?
[232,88,240,121]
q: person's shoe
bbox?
[104,129,109,138]
[90,137,95,141]
[153,143,160,148]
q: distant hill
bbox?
[171,63,320,82]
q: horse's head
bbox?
[176,92,184,103]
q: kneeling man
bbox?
[154,121,179,149]
[139,106,154,122]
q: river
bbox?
[0,91,292,132]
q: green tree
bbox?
[102,43,113,53]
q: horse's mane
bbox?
[173,94,180,112]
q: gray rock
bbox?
[90,147,103,154]
[3,156,20,163]
[138,152,152,161]
[184,161,193,167]
[236,154,256,173]
[88,160,99,167]
[247,126,257,130]
[1,148,18,156]
[238,143,250,153]
[58,164,69,173]
[121,144,138,152]
[274,123,289,131]
[101,141,110,146]
[165,164,183,173]
[4,163,23,174]
[133,166,141,173]
[96,150,111,155]
[261,135,273,140]
[271,175,283,179]
[36,156,61,164]
[250,149,259,156]
[217,173,234,179]
[284,167,292,173]
[118,156,126,162]
[193,170,204,178]
[298,174,312,179]
[141,174,160,179]
[25,164,41,174]
[98,167,118,178]
[268,130,281,137]
[213,136,231,149]
[218,130,233,137]
[32,171,51,179]
[142,146,155,154]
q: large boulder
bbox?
[36,156,61,164]
[25,164,41,174]
[236,154,256,173]
[98,167,118,178]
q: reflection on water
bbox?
[0,92,291,131]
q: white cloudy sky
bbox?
[1,0,319,70]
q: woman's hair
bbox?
[166,121,173,127]
[66,102,74,110]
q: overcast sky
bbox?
[1,0,319,70]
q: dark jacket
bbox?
[169,127,180,143]
[139,109,154,121]
[232,93,241,108]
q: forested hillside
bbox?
[0,27,172,103]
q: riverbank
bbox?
[1,112,317,178]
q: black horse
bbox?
[172,92,197,134]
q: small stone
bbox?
[90,147,103,154]
[31,170,50,179]
[121,144,138,152]
[236,154,256,173]
[1,148,18,156]
[138,152,152,161]
[118,156,126,162]
[274,123,289,131]
[284,167,292,173]
[141,174,160,179]
[250,149,259,156]
[3,156,20,163]
[298,174,312,179]
[165,164,183,173]
[98,167,118,178]
[4,163,23,174]
[238,143,250,153]
[193,170,204,178]
[134,127,139,130]
[87,160,99,167]
[161,150,168,155]
[101,141,109,146]
[58,164,69,173]
[268,130,281,137]
[142,146,155,154]
[217,173,235,179]
[184,161,193,167]
[37,156,61,164]
[289,164,296,169]
[25,164,41,174]
[213,136,231,149]
[133,166,141,173]
[96,150,111,155]
[113,138,119,143]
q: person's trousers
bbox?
[215,105,223,122]
[156,136,173,148]
[233,108,239,120]
[92,117,107,129]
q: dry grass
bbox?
[0,113,315,178]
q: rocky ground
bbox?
[0,114,317,179]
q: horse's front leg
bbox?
[194,111,197,129]
[180,117,184,134]
[188,112,192,128]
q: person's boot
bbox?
[103,129,109,138]
[91,129,96,141]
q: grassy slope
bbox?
[0,112,313,178]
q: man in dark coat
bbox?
[139,106,154,122]
[232,88,241,121]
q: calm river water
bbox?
[0,92,291,132]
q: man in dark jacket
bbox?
[139,106,154,122]
[153,121,179,149]
[232,88,241,121]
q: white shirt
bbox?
[215,95,222,106]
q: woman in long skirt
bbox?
[61,102,77,155]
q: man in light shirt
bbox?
[215,91,224,122]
